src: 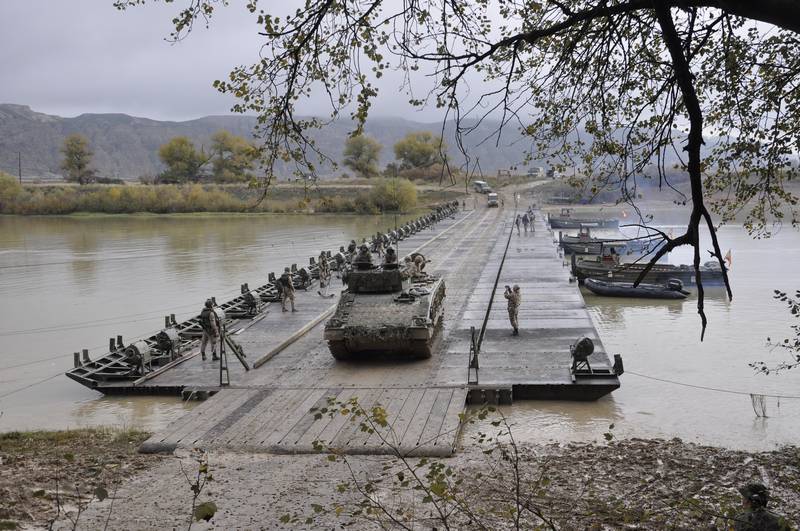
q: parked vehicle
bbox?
[487,192,499,207]
[472,180,493,194]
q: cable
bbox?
[0,372,63,400]
[625,370,800,400]
[0,250,196,270]
[0,286,244,337]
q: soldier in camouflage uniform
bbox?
[199,299,220,361]
[733,483,790,531]
[504,284,521,335]
[279,267,296,312]
[318,251,332,297]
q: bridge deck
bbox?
[141,205,619,457]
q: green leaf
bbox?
[194,501,217,522]
[93,486,108,502]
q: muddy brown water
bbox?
[1,214,799,450]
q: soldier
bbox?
[318,252,333,298]
[347,239,357,255]
[383,246,398,267]
[733,483,790,531]
[279,267,296,312]
[413,254,426,272]
[353,244,373,270]
[522,212,530,233]
[514,214,521,235]
[199,299,220,361]
[504,285,521,336]
[402,255,418,278]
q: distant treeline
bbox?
[0,173,461,215]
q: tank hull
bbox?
[324,276,446,360]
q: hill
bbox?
[0,104,538,181]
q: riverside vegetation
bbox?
[0,173,447,215]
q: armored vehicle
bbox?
[324,260,446,360]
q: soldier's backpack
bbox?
[199,307,214,333]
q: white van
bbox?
[487,192,499,207]
[473,180,492,193]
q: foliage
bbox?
[300,397,555,529]
[369,178,417,213]
[60,134,95,185]
[0,171,22,209]
[752,289,800,374]
[393,131,447,170]
[113,0,800,336]
[181,449,216,530]
[158,136,207,183]
[342,134,382,178]
[209,130,258,183]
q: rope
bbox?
[477,208,515,351]
[0,372,63,400]
[625,370,800,400]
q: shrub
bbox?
[369,178,417,212]
[0,172,22,210]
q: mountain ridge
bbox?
[0,104,536,181]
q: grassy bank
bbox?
[0,178,463,215]
[0,428,160,530]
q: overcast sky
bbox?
[0,0,426,122]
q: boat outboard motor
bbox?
[570,337,595,373]
[666,278,684,291]
[155,328,181,360]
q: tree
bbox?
[60,134,95,185]
[342,134,382,178]
[369,178,417,212]
[393,131,446,170]
[158,136,206,183]
[0,171,22,211]
[116,0,800,335]
[209,130,258,183]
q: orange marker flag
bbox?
[724,249,732,269]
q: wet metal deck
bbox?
[452,211,620,402]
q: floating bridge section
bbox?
[63,201,620,457]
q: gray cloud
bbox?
[0,0,441,122]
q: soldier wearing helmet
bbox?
[733,483,789,531]
[504,284,521,336]
[199,299,220,361]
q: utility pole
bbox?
[18,151,22,184]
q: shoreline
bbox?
[2,427,797,529]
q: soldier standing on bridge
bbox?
[318,252,333,298]
[279,267,296,312]
[522,212,530,233]
[514,215,521,235]
[504,285,521,336]
[199,299,220,361]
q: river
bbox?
[1,213,798,450]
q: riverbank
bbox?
[4,429,796,529]
[0,428,162,530]
[0,180,463,215]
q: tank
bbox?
[324,265,446,360]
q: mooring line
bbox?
[625,370,800,399]
[476,208,516,352]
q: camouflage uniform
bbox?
[353,244,373,270]
[199,300,220,361]
[318,253,330,287]
[504,285,521,335]
[733,509,789,531]
[279,267,296,312]
[384,247,398,266]
[734,483,791,531]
